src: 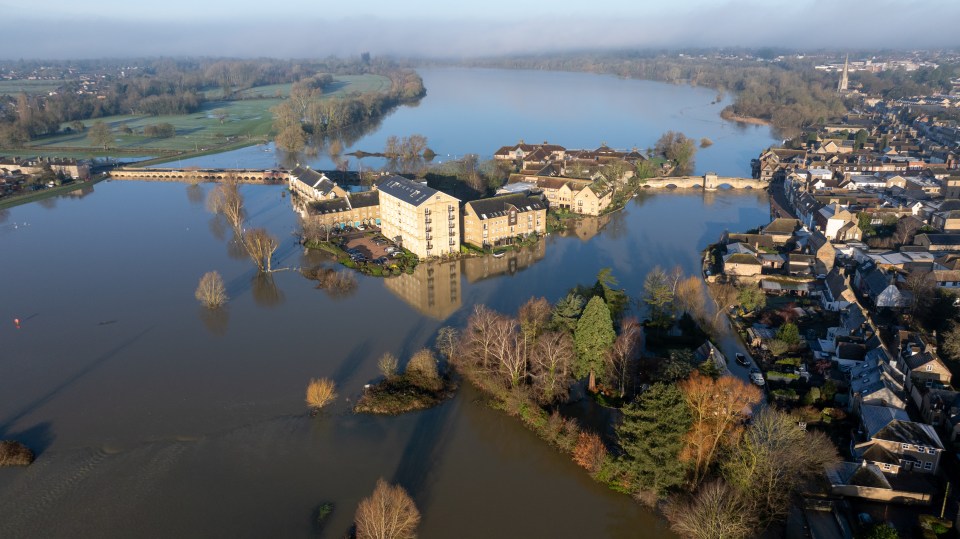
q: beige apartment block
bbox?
[378,176,461,258]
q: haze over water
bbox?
[0,69,776,538]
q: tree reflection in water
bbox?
[251,273,285,308]
[198,306,229,336]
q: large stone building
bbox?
[378,176,461,258]
[297,190,381,230]
[462,193,546,249]
[0,156,90,179]
[288,165,348,201]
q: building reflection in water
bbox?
[461,241,546,283]
[559,214,612,243]
[383,259,462,320]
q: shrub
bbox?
[405,349,441,391]
[767,339,790,356]
[572,431,607,475]
[0,441,34,466]
[802,387,821,405]
[306,377,337,412]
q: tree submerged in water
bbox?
[354,478,420,539]
[195,271,228,309]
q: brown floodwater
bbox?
[0,179,769,537]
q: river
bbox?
[0,69,776,538]
[168,68,777,177]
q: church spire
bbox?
[838,54,849,93]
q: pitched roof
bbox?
[309,198,351,215]
[861,404,910,439]
[762,218,801,236]
[873,419,944,449]
[378,176,453,207]
[725,253,762,265]
[466,194,545,220]
[350,190,380,208]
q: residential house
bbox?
[761,218,802,245]
[821,267,856,311]
[572,180,613,216]
[853,419,944,475]
[922,389,960,442]
[915,234,960,252]
[722,246,763,279]
[462,193,546,249]
[378,176,461,259]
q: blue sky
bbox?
[4,0,958,58]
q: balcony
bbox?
[425,218,432,224]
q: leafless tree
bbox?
[488,316,524,388]
[724,409,839,524]
[243,228,279,272]
[665,481,756,539]
[519,297,552,364]
[606,317,642,398]
[378,352,399,379]
[435,326,460,361]
[207,177,245,234]
[195,271,228,308]
[354,478,420,539]
[530,330,575,404]
[707,281,738,333]
[459,305,502,373]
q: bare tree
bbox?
[435,326,460,361]
[724,409,840,524]
[459,305,502,373]
[243,228,279,272]
[665,481,755,539]
[606,317,642,398]
[518,297,552,364]
[378,352,399,379]
[195,271,228,308]
[354,478,420,539]
[306,378,337,412]
[676,275,709,326]
[488,316,524,388]
[207,178,245,234]
[531,330,575,404]
[707,281,738,333]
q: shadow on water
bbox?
[330,340,373,384]
[0,327,154,434]
[0,421,55,458]
[389,400,459,512]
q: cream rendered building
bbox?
[378,176,461,258]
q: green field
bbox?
[15,74,391,159]
[0,79,71,96]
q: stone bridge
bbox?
[642,173,767,190]
[109,167,288,183]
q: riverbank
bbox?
[0,175,107,211]
[720,108,772,126]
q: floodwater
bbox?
[171,67,777,177]
[0,69,776,538]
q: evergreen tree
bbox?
[552,292,585,333]
[616,384,692,494]
[593,268,629,320]
[574,296,616,385]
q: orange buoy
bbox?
[14,318,20,329]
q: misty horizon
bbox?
[4,0,959,60]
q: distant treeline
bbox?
[441,52,956,129]
[272,63,425,153]
[0,56,423,148]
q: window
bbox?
[924,461,933,471]
[882,463,892,471]
[926,365,933,372]
[901,443,910,450]
[928,447,937,454]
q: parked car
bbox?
[749,368,765,387]
[385,246,396,254]
[374,256,389,265]
[357,225,366,231]
[735,353,749,367]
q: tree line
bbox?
[0,56,415,148]
[271,64,425,154]
[442,268,838,537]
